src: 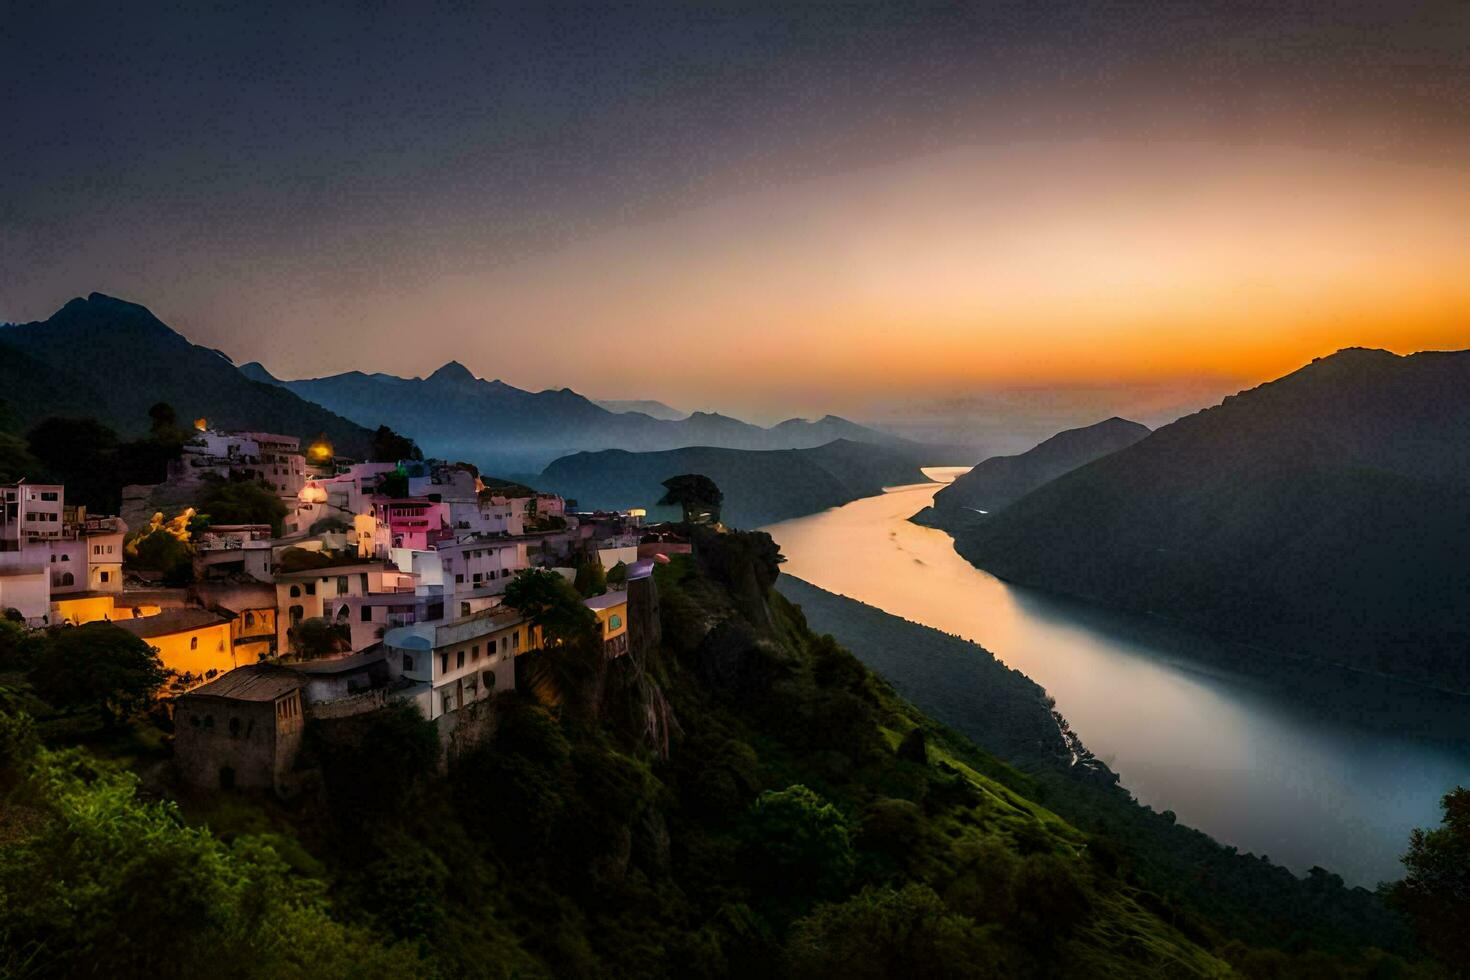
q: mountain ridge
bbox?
[1,295,375,454]
[949,346,1470,692]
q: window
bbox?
[440,652,448,674]
[337,576,349,595]
[609,615,622,631]
[360,605,372,622]
[403,654,415,672]
[190,636,198,650]
[289,585,301,598]
[60,553,69,561]
[99,571,110,583]
[305,583,316,596]
[289,605,304,624]
[441,693,452,714]
[482,670,496,690]
[456,650,464,669]
[245,612,255,628]
[455,573,464,584]
[471,644,479,661]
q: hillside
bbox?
[3,528,1430,977]
[918,417,1149,529]
[2,295,375,456]
[951,348,1470,692]
[594,398,688,420]
[535,439,927,527]
[776,576,1414,955]
[259,360,914,471]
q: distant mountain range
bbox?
[948,348,1470,692]
[533,439,927,528]
[1,294,374,456]
[913,416,1149,528]
[246,359,916,471]
[592,398,687,421]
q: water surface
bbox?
[764,468,1470,885]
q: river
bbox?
[763,467,1470,886]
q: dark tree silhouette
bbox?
[371,425,423,463]
[1390,786,1470,965]
[659,473,723,525]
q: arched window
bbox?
[336,604,350,622]
[289,585,301,598]
[289,605,304,624]
[60,553,69,561]
[56,571,74,587]
[244,611,255,628]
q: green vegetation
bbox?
[287,617,351,660]
[574,561,608,597]
[26,624,169,728]
[195,476,290,536]
[21,409,183,513]
[0,528,1451,977]
[1389,787,1470,965]
[0,717,417,978]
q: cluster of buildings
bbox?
[3,423,679,796]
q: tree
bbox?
[573,561,607,598]
[127,510,196,585]
[27,623,170,726]
[289,617,351,659]
[146,401,187,446]
[659,473,723,525]
[196,477,289,535]
[505,569,597,648]
[1390,786,1470,965]
[26,416,122,511]
[0,431,39,484]
[786,884,1004,980]
[742,784,855,907]
[0,724,420,978]
[371,425,423,463]
[377,469,409,499]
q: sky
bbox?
[4,1,1469,424]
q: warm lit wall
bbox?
[148,623,237,685]
[231,606,276,662]
[50,594,116,625]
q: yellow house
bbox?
[227,605,277,663]
[583,592,629,657]
[115,608,238,690]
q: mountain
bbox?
[950,348,1470,692]
[2,294,375,455]
[535,438,926,527]
[267,362,915,470]
[593,398,687,420]
[916,417,1150,528]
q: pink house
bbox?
[372,497,450,553]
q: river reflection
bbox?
[763,468,1470,885]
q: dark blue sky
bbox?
[3,1,1467,412]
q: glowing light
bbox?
[307,436,334,463]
